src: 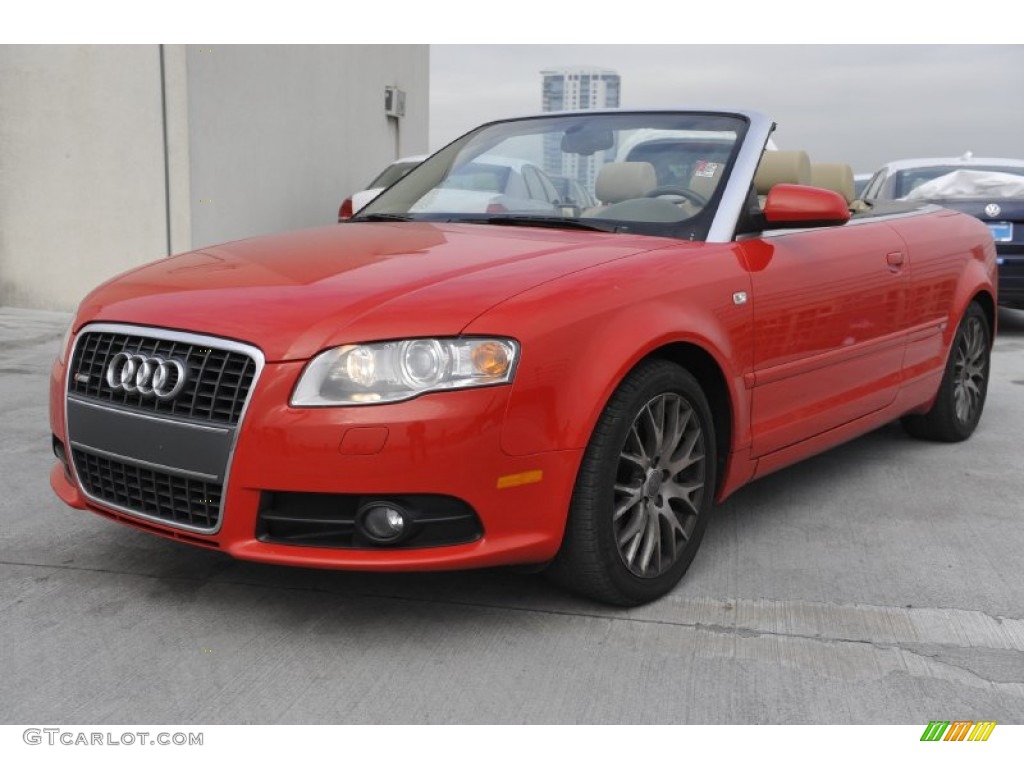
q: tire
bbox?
[547,360,717,606]
[901,302,991,442]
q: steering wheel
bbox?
[644,186,708,206]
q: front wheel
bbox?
[901,301,991,442]
[547,360,717,606]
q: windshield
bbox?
[893,165,1024,199]
[367,160,422,189]
[354,112,748,240]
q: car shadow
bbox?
[84,523,580,622]
[81,422,930,624]
[699,420,914,543]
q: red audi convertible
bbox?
[49,110,997,605]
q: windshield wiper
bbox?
[351,213,414,222]
[457,216,617,233]
[355,213,619,233]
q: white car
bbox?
[338,155,428,221]
[408,155,562,215]
[853,173,871,197]
[550,175,597,209]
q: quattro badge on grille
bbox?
[105,352,188,400]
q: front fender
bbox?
[463,243,754,458]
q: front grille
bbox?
[73,448,222,530]
[65,325,263,534]
[69,331,257,425]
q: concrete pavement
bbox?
[2,305,1023,724]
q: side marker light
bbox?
[496,470,544,490]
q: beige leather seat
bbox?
[593,161,658,204]
[810,163,856,204]
[754,150,812,201]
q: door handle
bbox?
[886,251,905,271]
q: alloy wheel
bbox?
[953,315,987,425]
[613,393,706,578]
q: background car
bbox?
[409,155,562,214]
[604,132,782,215]
[549,175,597,210]
[860,154,1024,307]
[853,173,871,197]
[338,154,428,221]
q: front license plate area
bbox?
[987,222,1013,242]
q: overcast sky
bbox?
[11,5,1023,175]
[429,45,1024,173]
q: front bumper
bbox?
[50,353,582,570]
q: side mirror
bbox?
[763,184,851,229]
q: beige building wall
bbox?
[0,45,169,310]
[185,44,429,249]
[0,44,429,310]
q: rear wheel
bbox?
[901,302,991,442]
[547,360,717,606]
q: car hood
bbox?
[76,222,671,360]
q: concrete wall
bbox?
[0,44,430,310]
[186,44,429,249]
[0,45,169,310]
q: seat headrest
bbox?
[754,150,811,194]
[595,162,658,203]
[810,163,856,203]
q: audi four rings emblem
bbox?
[105,352,188,400]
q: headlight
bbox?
[291,337,519,406]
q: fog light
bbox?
[359,502,408,544]
[52,435,67,463]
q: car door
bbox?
[522,165,560,206]
[741,221,909,458]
